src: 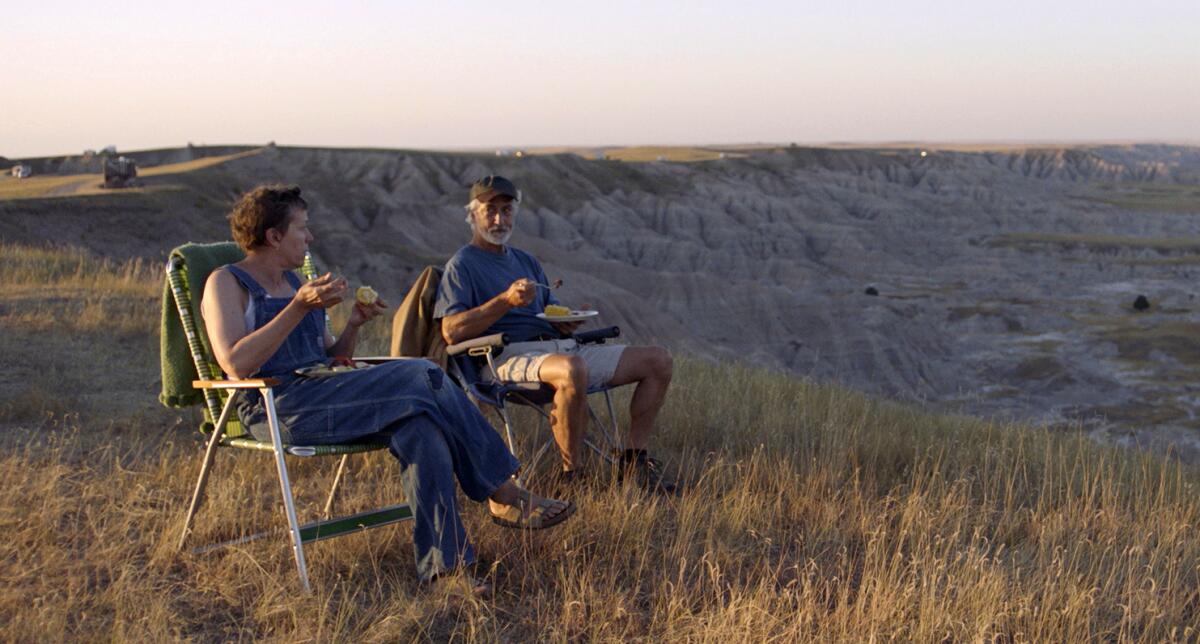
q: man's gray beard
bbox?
[480,227,512,245]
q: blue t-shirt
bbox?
[434,244,561,342]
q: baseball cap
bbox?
[469,175,520,203]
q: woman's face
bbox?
[265,207,313,269]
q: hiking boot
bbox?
[618,449,679,495]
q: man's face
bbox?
[471,195,516,245]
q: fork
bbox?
[533,279,564,290]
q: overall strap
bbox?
[224,264,268,298]
[283,270,304,290]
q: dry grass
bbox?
[598,147,740,163]
[0,149,260,201]
[522,146,746,163]
[0,173,105,200]
[2,243,1199,641]
[136,149,263,178]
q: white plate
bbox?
[536,310,599,322]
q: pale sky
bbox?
[2,0,1198,158]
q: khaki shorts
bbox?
[491,339,626,390]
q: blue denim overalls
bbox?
[225,265,520,581]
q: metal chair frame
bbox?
[445,329,625,483]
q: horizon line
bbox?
[8,138,1200,161]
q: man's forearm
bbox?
[442,293,512,344]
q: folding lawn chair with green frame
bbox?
[160,241,411,593]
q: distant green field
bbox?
[1077,183,1200,214]
[1113,254,1200,266]
[987,232,1200,253]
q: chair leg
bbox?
[588,403,619,461]
[178,393,238,551]
[323,454,350,519]
[602,390,621,444]
[583,437,616,463]
[523,417,556,485]
[497,405,518,455]
[262,388,311,594]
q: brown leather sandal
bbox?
[489,488,576,530]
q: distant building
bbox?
[655,155,666,162]
[495,149,511,157]
[10,164,32,178]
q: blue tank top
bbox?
[224,265,328,377]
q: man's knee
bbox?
[631,346,671,383]
[544,354,589,392]
[563,354,589,391]
[648,347,673,381]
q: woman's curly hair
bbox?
[227,185,308,251]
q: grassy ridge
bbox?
[987,232,1200,253]
[1,243,1197,641]
[1082,183,1200,214]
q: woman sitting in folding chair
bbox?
[200,184,574,593]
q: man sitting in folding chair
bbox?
[201,184,574,592]
[435,176,677,493]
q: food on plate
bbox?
[356,285,379,306]
[543,304,571,317]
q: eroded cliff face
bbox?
[5,143,1200,456]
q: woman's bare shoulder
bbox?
[203,266,248,308]
[205,266,234,292]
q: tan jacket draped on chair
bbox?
[390,265,448,371]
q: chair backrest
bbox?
[163,242,322,438]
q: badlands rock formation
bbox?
[4,143,1200,457]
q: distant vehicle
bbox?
[10,164,32,178]
[101,145,117,155]
[102,156,139,189]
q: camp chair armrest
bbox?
[446,332,510,356]
[193,378,281,389]
[574,326,620,345]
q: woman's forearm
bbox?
[224,300,311,378]
[327,321,359,359]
